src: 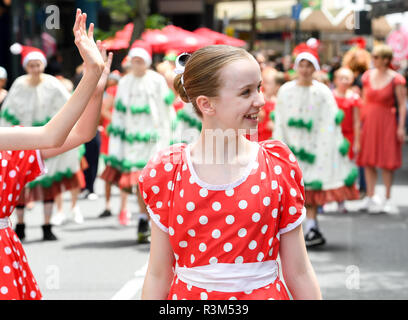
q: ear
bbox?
[196,95,216,116]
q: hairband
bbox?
[174,52,191,99]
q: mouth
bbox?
[244,113,259,121]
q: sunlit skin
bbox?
[200,57,265,135]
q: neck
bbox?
[297,77,313,86]
[133,69,147,78]
[376,66,388,74]
[334,87,347,97]
[192,127,250,165]
[28,74,42,86]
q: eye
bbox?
[241,89,250,96]
[257,84,262,92]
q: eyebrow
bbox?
[238,80,262,90]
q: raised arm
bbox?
[40,42,113,159]
[0,9,105,151]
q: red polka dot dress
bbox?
[139,140,306,300]
[0,150,45,300]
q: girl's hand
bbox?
[94,40,113,94]
[397,126,405,143]
[73,9,104,78]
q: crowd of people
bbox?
[0,9,407,300]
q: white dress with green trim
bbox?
[0,74,82,201]
[171,102,201,145]
[102,70,176,189]
[273,80,358,205]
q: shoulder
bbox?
[146,70,166,84]
[141,143,187,179]
[312,80,332,94]
[361,69,371,83]
[259,140,297,165]
[9,75,27,88]
[392,71,406,86]
[279,80,297,92]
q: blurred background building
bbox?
[1,0,408,82]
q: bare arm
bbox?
[0,9,104,151]
[40,44,113,159]
[141,222,175,300]
[395,83,407,143]
[101,93,114,122]
[280,225,322,300]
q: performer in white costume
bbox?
[273,44,359,247]
[100,40,175,242]
[0,44,83,240]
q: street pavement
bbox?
[12,143,408,300]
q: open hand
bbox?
[73,9,104,78]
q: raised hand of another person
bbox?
[95,40,113,94]
[73,9,104,78]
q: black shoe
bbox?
[42,224,58,241]
[137,218,150,244]
[15,223,25,241]
[305,228,326,247]
[99,209,112,218]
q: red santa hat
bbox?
[293,38,320,71]
[10,43,47,68]
[128,40,152,67]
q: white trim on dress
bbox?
[146,205,169,233]
[278,206,306,235]
[35,149,47,175]
[184,143,260,191]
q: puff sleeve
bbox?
[261,140,306,235]
[138,144,184,233]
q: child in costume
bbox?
[0,9,111,299]
[140,46,321,300]
[1,41,87,240]
[273,43,359,247]
[100,40,175,243]
[332,67,362,213]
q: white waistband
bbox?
[0,218,11,229]
[175,260,278,292]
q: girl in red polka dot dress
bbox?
[0,10,111,300]
[139,46,321,300]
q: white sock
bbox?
[305,219,317,234]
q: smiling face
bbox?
[204,57,265,134]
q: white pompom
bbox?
[10,43,23,55]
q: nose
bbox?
[254,91,265,109]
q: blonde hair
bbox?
[173,45,253,117]
[334,67,355,80]
[372,44,393,65]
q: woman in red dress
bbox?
[0,10,110,299]
[357,44,407,214]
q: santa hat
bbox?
[10,43,47,68]
[128,40,152,67]
[293,38,320,71]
